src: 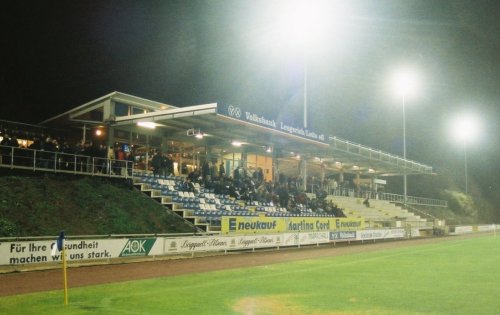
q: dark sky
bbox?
[1,0,499,191]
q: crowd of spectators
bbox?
[1,127,354,217]
[175,162,346,217]
[0,129,134,175]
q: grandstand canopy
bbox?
[41,92,434,177]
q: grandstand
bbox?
[133,172,337,233]
[324,195,430,227]
[132,171,435,233]
[1,92,447,235]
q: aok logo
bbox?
[119,238,156,257]
[228,105,241,118]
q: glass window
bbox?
[115,103,129,117]
[132,107,146,115]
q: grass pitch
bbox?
[1,235,499,314]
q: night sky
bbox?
[2,1,499,197]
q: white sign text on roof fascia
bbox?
[221,103,326,143]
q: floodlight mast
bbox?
[391,68,419,207]
[452,114,480,195]
[274,0,330,129]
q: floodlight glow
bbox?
[450,113,481,143]
[231,141,242,147]
[391,67,420,98]
[273,0,332,49]
[137,121,156,129]
[95,129,102,136]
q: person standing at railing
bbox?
[96,144,107,173]
[42,136,57,169]
[114,145,125,175]
[82,141,94,173]
[126,151,134,176]
[0,133,16,165]
[59,140,73,170]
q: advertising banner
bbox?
[454,225,496,234]
[0,227,421,267]
[0,238,162,266]
[330,231,357,241]
[356,229,406,241]
[282,232,330,246]
[165,234,282,253]
[221,216,364,234]
[454,226,473,234]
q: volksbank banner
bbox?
[221,216,364,234]
[217,103,327,144]
[330,231,357,241]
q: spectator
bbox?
[1,133,16,165]
[363,197,370,208]
[277,183,289,209]
[218,162,225,179]
[151,151,162,177]
[162,154,174,177]
[182,177,195,192]
[201,160,210,181]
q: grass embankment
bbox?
[1,235,498,314]
[0,173,194,236]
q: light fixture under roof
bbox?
[137,121,156,129]
[231,140,242,147]
[187,128,204,139]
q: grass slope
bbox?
[1,236,498,314]
[0,173,194,236]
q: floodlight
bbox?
[451,113,480,144]
[391,67,420,98]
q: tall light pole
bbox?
[391,68,419,206]
[271,0,335,129]
[463,140,468,194]
[303,57,308,128]
[402,93,407,205]
[451,113,480,195]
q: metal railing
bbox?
[379,192,447,207]
[1,144,447,207]
[321,187,448,208]
[328,136,434,175]
[0,144,134,179]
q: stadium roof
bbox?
[41,92,434,177]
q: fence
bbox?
[0,144,134,179]
[1,144,447,207]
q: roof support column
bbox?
[300,158,307,192]
[272,153,279,183]
[104,99,115,161]
[355,171,361,197]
